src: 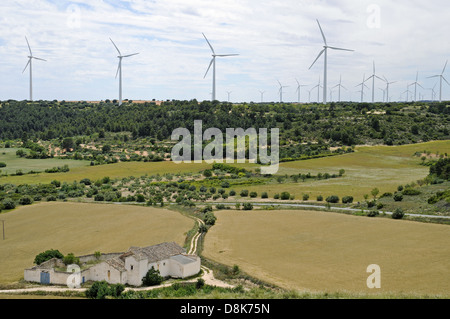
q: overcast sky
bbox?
[1,0,449,103]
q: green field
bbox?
[232,140,450,201]
[203,209,450,296]
[0,202,194,285]
[1,141,449,203]
[0,148,90,175]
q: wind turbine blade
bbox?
[342,85,348,90]
[216,54,239,57]
[32,57,47,62]
[22,59,31,73]
[25,36,32,55]
[204,58,214,78]
[202,33,215,55]
[443,76,450,86]
[328,46,354,52]
[316,19,327,45]
[442,60,448,75]
[123,53,139,58]
[309,49,325,70]
[110,38,121,56]
[427,75,439,79]
[375,75,384,81]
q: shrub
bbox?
[367,210,379,218]
[2,198,16,210]
[85,281,125,299]
[243,203,253,210]
[316,195,323,202]
[46,195,57,202]
[376,203,384,210]
[261,192,268,199]
[280,192,291,200]
[402,188,421,196]
[196,278,205,289]
[142,267,164,286]
[249,192,258,198]
[34,249,64,265]
[393,193,403,202]
[392,208,405,220]
[94,194,105,201]
[303,194,310,201]
[203,212,217,226]
[80,178,92,185]
[274,193,280,199]
[0,162,6,168]
[229,190,236,196]
[342,196,354,204]
[216,204,226,210]
[19,196,33,206]
[240,190,249,197]
[326,195,339,204]
[136,194,145,202]
[63,253,80,265]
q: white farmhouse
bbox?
[24,242,201,287]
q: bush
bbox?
[392,208,405,220]
[2,198,16,210]
[19,196,33,206]
[243,203,253,210]
[316,195,323,202]
[196,278,205,289]
[94,193,105,201]
[0,162,6,168]
[240,190,249,197]
[303,194,310,201]
[46,195,57,202]
[342,196,354,204]
[274,194,280,200]
[80,178,92,185]
[34,249,64,265]
[393,193,403,202]
[229,190,236,196]
[261,192,268,199]
[249,192,257,198]
[142,267,164,286]
[280,192,291,200]
[203,212,217,226]
[85,281,125,299]
[402,188,421,196]
[367,210,379,218]
[63,253,80,265]
[326,195,339,204]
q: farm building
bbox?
[24,242,201,287]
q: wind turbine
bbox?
[110,38,139,106]
[409,72,423,102]
[355,74,369,103]
[311,77,323,103]
[226,91,232,102]
[332,75,347,102]
[295,79,308,103]
[22,36,46,101]
[382,76,397,103]
[379,88,386,102]
[309,19,354,104]
[402,84,413,102]
[203,33,239,102]
[428,83,438,102]
[427,60,449,102]
[365,61,384,102]
[277,80,289,103]
[259,90,265,103]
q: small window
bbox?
[131,265,134,270]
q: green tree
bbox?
[371,188,380,200]
[142,267,164,286]
[34,249,64,265]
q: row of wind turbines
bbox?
[22,19,449,104]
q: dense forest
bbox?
[0,100,448,151]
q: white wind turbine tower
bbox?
[295,79,308,103]
[22,36,46,101]
[277,80,289,103]
[226,91,232,102]
[382,76,397,103]
[332,75,347,102]
[365,61,384,103]
[427,60,449,102]
[110,38,139,106]
[402,84,413,102]
[409,72,423,102]
[428,83,438,102]
[203,33,239,102]
[355,74,369,103]
[309,19,354,104]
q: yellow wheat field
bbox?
[0,202,194,285]
[204,210,450,297]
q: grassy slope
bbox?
[0,202,194,285]
[0,148,89,175]
[203,209,450,297]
